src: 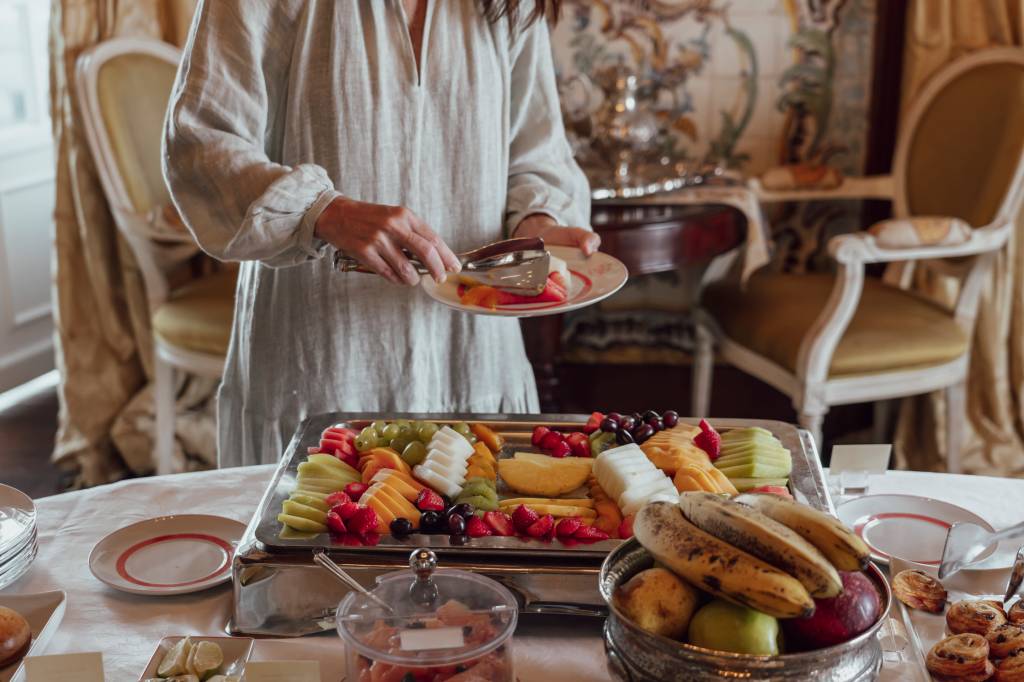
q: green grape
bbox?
[360,426,380,441]
[417,422,439,443]
[370,420,388,433]
[453,422,472,436]
[354,434,375,452]
[382,423,402,441]
[390,437,411,453]
[396,422,414,438]
[401,441,428,466]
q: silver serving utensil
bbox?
[1005,547,1024,604]
[313,550,394,614]
[939,519,1024,579]
[333,237,551,294]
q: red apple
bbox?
[783,571,881,650]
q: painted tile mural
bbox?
[550,0,877,362]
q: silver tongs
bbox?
[333,237,551,295]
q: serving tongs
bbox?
[939,519,1024,602]
[333,237,551,295]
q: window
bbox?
[0,0,50,146]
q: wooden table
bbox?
[522,202,746,412]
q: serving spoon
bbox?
[938,519,1024,586]
[333,237,551,294]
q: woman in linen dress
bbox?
[163,0,595,467]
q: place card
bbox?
[24,652,104,681]
[830,444,892,495]
[245,660,320,682]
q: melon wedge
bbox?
[371,469,421,502]
[497,459,591,497]
[373,483,421,528]
[360,487,396,533]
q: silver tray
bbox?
[251,413,831,558]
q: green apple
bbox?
[688,599,781,655]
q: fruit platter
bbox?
[230,411,831,637]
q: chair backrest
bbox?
[894,48,1024,230]
[76,38,194,307]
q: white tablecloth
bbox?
[3,466,1023,680]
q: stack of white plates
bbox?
[0,483,37,590]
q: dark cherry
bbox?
[450,534,469,546]
[607,412,623,425]
[451,503,475,519]
[646,417,664,432]
[420,511,441,532]
[642,410,660,422]
[615,429,635,445]
[619,416,636,432]
[631,412,643,424]
[663,411,679,428]
[600,417,619,433]
[447,514,466,535]
[633,424,655,443]
[390,518,414,538]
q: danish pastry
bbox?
[987,623,1024,659]
[926,633,994,681]
[1009,600,1024,626]
[0,606,31,668]
[947,599,1008,635]
[995,649,1024,682]
[892,569,947,613]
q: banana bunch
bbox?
[633,492,870,619]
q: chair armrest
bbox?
[750,174,895,203]
[828,219,1010,265]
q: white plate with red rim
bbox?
[420,245,628,317]
[89,514,246,596]
[836,494,996,567]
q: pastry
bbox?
[892,569,948,613]
[995,649,1024,682]
[987,623,1024,659]
[1009,600,1024,626]
[926,633,994,681]
[0,606,31,668]
[947,599,1008,635]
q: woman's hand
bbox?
[513,214,601,256]
[315,197,461,285]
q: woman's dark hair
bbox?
[479,0,560,25]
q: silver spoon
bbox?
[313,550,394,614]
[939,520,1024,579]
[1004,547,1024,604]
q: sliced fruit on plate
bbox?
[638,422,706,474]
[497,458,592,497]
[457,271,569,309]
[370,469,421,502]
[471,440,497,464]
[277,513,328,534]
[594,444,678,516]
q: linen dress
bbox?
[163,1,590,467]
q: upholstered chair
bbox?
[693,48,1024,472]
[76,39,235,475]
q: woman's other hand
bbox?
[315,197,461,285]
[513,214,601,256]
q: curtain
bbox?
[894,0,1024,475]
[49,0,203,487]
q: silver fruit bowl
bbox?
[599,539,891,682]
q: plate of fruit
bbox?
[420,246,628,317]
[270,410,809,558]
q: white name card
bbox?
[24,653,104,682]
[400,625,465,651]
[245,660,320,682]
[830,444,892,493]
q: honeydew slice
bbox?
[294,477,347,492]
[306,453,356,472]
[297,461,360,483]
[282,500,328,524]
[412,466,463,498]
[288,493,329,511]
[277,513,327,533]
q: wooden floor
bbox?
[0,386,62,498]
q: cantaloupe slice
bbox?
[374,483,421,528]
[497,459,591,497]
[371,469,421,502]
[469,424,504,453]
[359,448,411,475]
[360,487,396,533]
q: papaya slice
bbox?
[470,424,504,453]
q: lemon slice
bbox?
[186,640,224,679]
[157,637,192,677]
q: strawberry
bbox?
[466,516,492,538]
[344,482,369,501]
[526,514,555,539]
[325,491,352,508]
[531,425,551,447]
[583,411,604,435]
[573,525,610,541]
[555,517,583,539]
[325,510,347,536]
[618,514,635,540]
[694,418,721,460]
[540,431,564,452]
[333,500,360,521]
[348,506,379,537]
[548,440,572,458]
[415,488,446,512]
[565,432,591,458]
[483,511,515,537]
[511,504,539,533]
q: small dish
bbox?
[421,245,628,317]
[138,636,254,681]
[0,591,68,682]
[837,494,995,566]
[90,514,246,596]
